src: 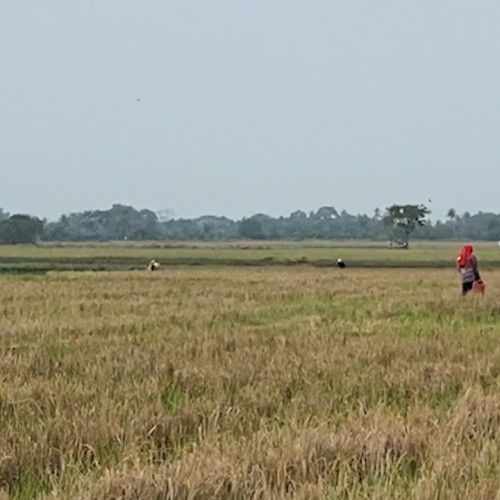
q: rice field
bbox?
[1,241,500,273]
[1,263,500,498]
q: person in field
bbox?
[457,245,481,296]
[147,259,160,271]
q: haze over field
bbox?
[1,1,499,220]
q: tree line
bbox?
[0,204,500,244]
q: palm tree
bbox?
[447,208,458,239]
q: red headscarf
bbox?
[458,245,474,268]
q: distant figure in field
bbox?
[147,259,160,271]
[337,258,346,269]
[457,245,483,295]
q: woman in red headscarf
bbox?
[457,245,481,295]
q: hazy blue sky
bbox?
[1,1,499,221]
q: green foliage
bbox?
[0,208,9,222]
[0,215,44,244]
[239,217,265,240]
[160,380,185,412]
[3,203,500,242]
[384,204,431,246]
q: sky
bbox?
[1,1,499,222]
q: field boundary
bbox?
[1,256,499,274]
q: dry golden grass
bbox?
[1,267,500,498]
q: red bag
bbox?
[473,280,486,295]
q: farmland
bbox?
[1,240,499,273]
[0,245,500,498]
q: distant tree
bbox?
[239,217,265,240]
[383,204,431,247]
[33,203,500,242]
[446,208,459,239]
[290,210,307,220]
[487,219,500,241]
[0,214,44,244]
[315,206,338,220]
[40,205,163,241]
[156,208,175,222]
[286,210,308,239]
[249,214,281,239]
[0,208,9,222]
